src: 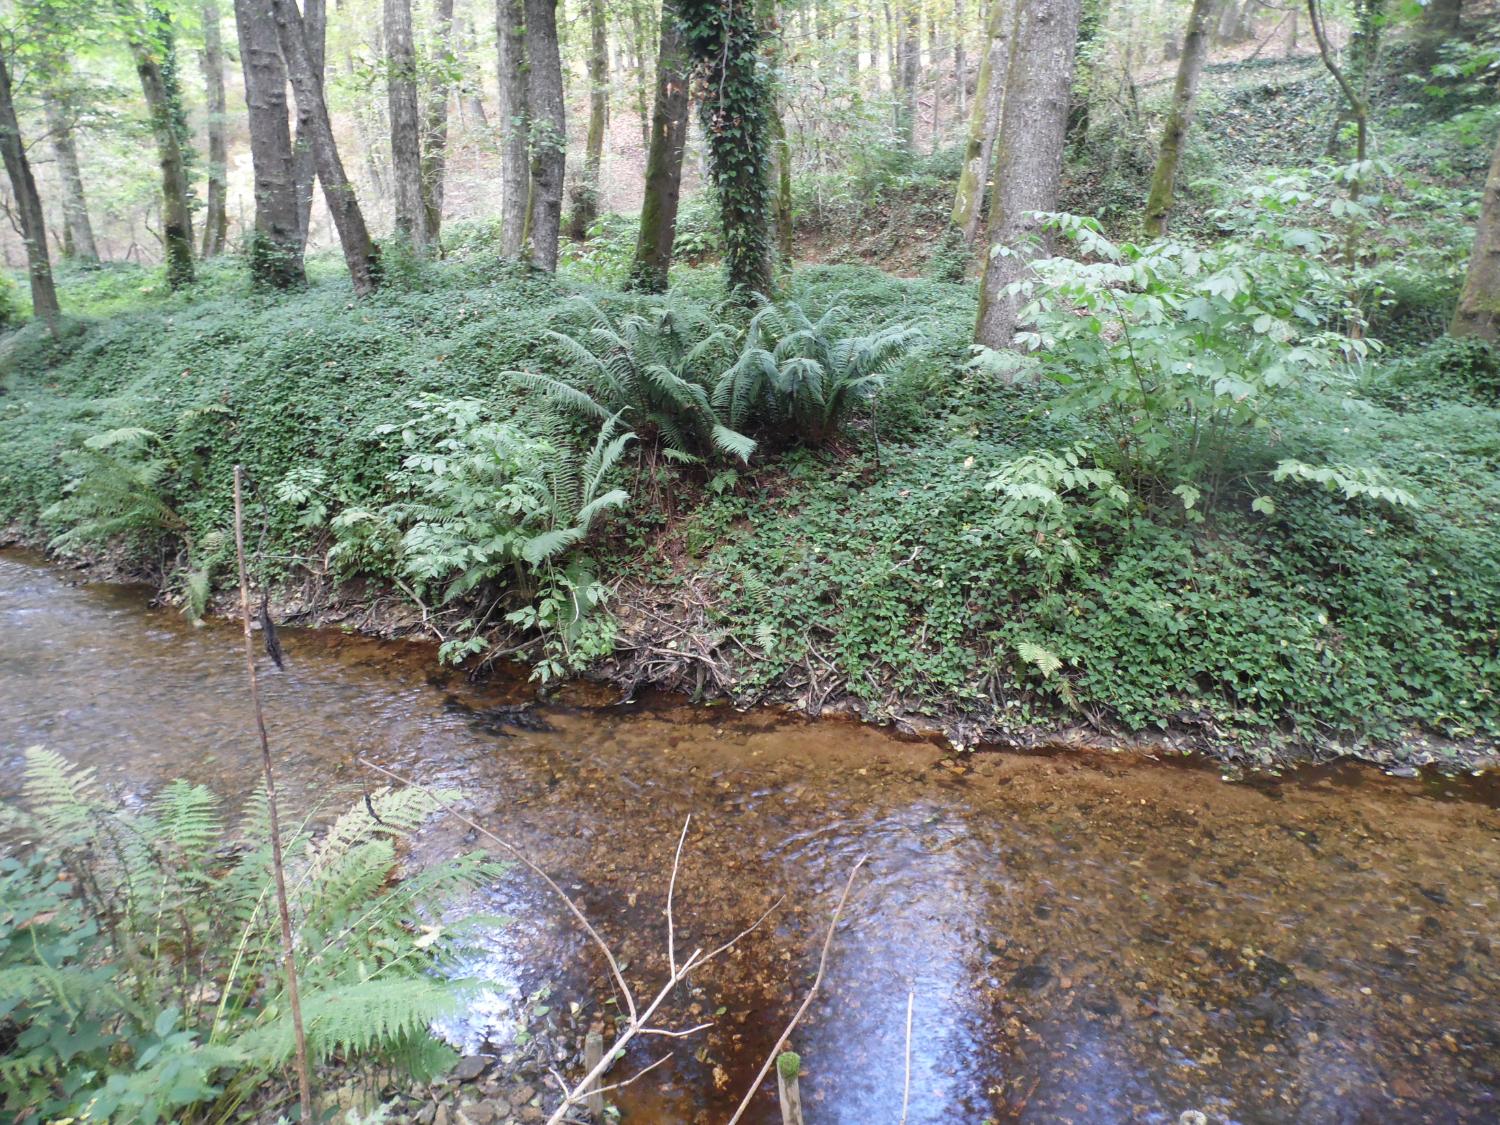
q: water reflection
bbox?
[2,550,1498,1123]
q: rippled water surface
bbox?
[3,550,1498,1123]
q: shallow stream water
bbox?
[2,549,1497,1123]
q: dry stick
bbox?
[725,855,869,1125]
[233,465,313,1122]
[900,987,915,1125]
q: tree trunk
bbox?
[0,46,60,334]
[630,0,652,150]
[422,0,456,243]
[199,1,230,256]
[129,8,196,289]
[897,1,919,152]
[1418,0,1463,66]
[1307,0,1368,190]
[769,100,794,265]
[292,0,325,248]
[569,0,608,239]
[954,0,967,117]
[271,0,381,294]
[233,0,305,287]
[627,0,690,292]
[1451,126,1500,342]
[386,0,432,252]
[1143,0,1213,238]
[459,10,489,128]
[523,0,566,271]
[974,0,1082,350]
[41,89,100,263]
[951,0,1010,244]
[496,0,529,257]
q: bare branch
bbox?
[900,987,915,1124]
[666,813,690,978]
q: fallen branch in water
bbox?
[726,854,869,1125]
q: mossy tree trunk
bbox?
[0,45,60,334]
[129,6,196,289]
[568,0,608,240]
[1451,126,1500,342]
[523,0,566,271]
[199,1,230,256]
[1143,0,1213,238]
[496,0,530,258]
[951,0,1011,245]
[627,0,691,292]
[974,0,1082,351]
[271,0,381,294]
[233,0,306,287]
[386,0,432,253]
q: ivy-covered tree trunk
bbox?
[199,1,229,256]
[270,0,381,295]
[1143,0,1213,238]
[0,45,60,334]
[233,0,305,287]
[680,0,776,298]
[129,7,196,289]
[422,0,456,243]
[523,0,566,271]
[951,0,1011,245]
[567,0,608,240]
[386,0,432,252]
[41,89,100,263]
[627,0,690,292]
[291,0,325,248]
[974,0,1082,351]
[1451,126,1500,342]
[496,0,529,257]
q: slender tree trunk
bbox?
[627,0,690,292]
[271,0,381,294]
[569,0,608,239]
[1451,125,1500,341]
[496,0,529,257]
[199,1,230,256]
[954,0,967,118]
[422,0,456,242]
[523,0,566,270]
[385,0,432,251]
[952,0,1010,244]
[769,100,794,265]
[1143,0,1213,238]
[292,0,325,248]
[129,7,196,288]
[41,90,100,263]
[630,0,652,150]
[233,0,305,287]
[1307,0,1368,189]
[1418,0,1462,66]
[459,10,490,127]
[897,1,919,152]
[974,0,1083,350]
[0,47,60,334]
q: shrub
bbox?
[0,748,497,1123]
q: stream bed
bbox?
[2,549,1498,1124]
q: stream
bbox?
[2,548,1498,1124]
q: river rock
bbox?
[453,1054,490,1082]
[457,1100,497,1125]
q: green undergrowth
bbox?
[1,249,1496,761]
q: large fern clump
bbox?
[0,747,499,1124]
[715,300,925,447]
[513,295,756,464]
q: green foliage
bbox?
[0,748,498,1122]
[1365,335,1500,408]
[513,294,753,463]
[0,273,22,332]
[715,299,924,447]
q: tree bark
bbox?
[496,0,529,257]
[951,0,1010,244]
[386,0,432,251]
[0,46,60,334]
[769,100,794,265]
[41,89,100,263]
[897,1,919,152]
[523,0,566,271]
[1451,125,1500,342]
[199,1,230,256]
[569,0,608,239]
[1143,0,1213,238]
[233,0,305,287]
[292,0,325,249]
[974,0,1082,350]
[627,0,690,292]
[129,7,196,288]
[271,0,381,294]
[1307,0,1368,187]
[422,0,456,242]
[630,0,652,151]
[954,0,967,118]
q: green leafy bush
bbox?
[0,748,497,1123]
